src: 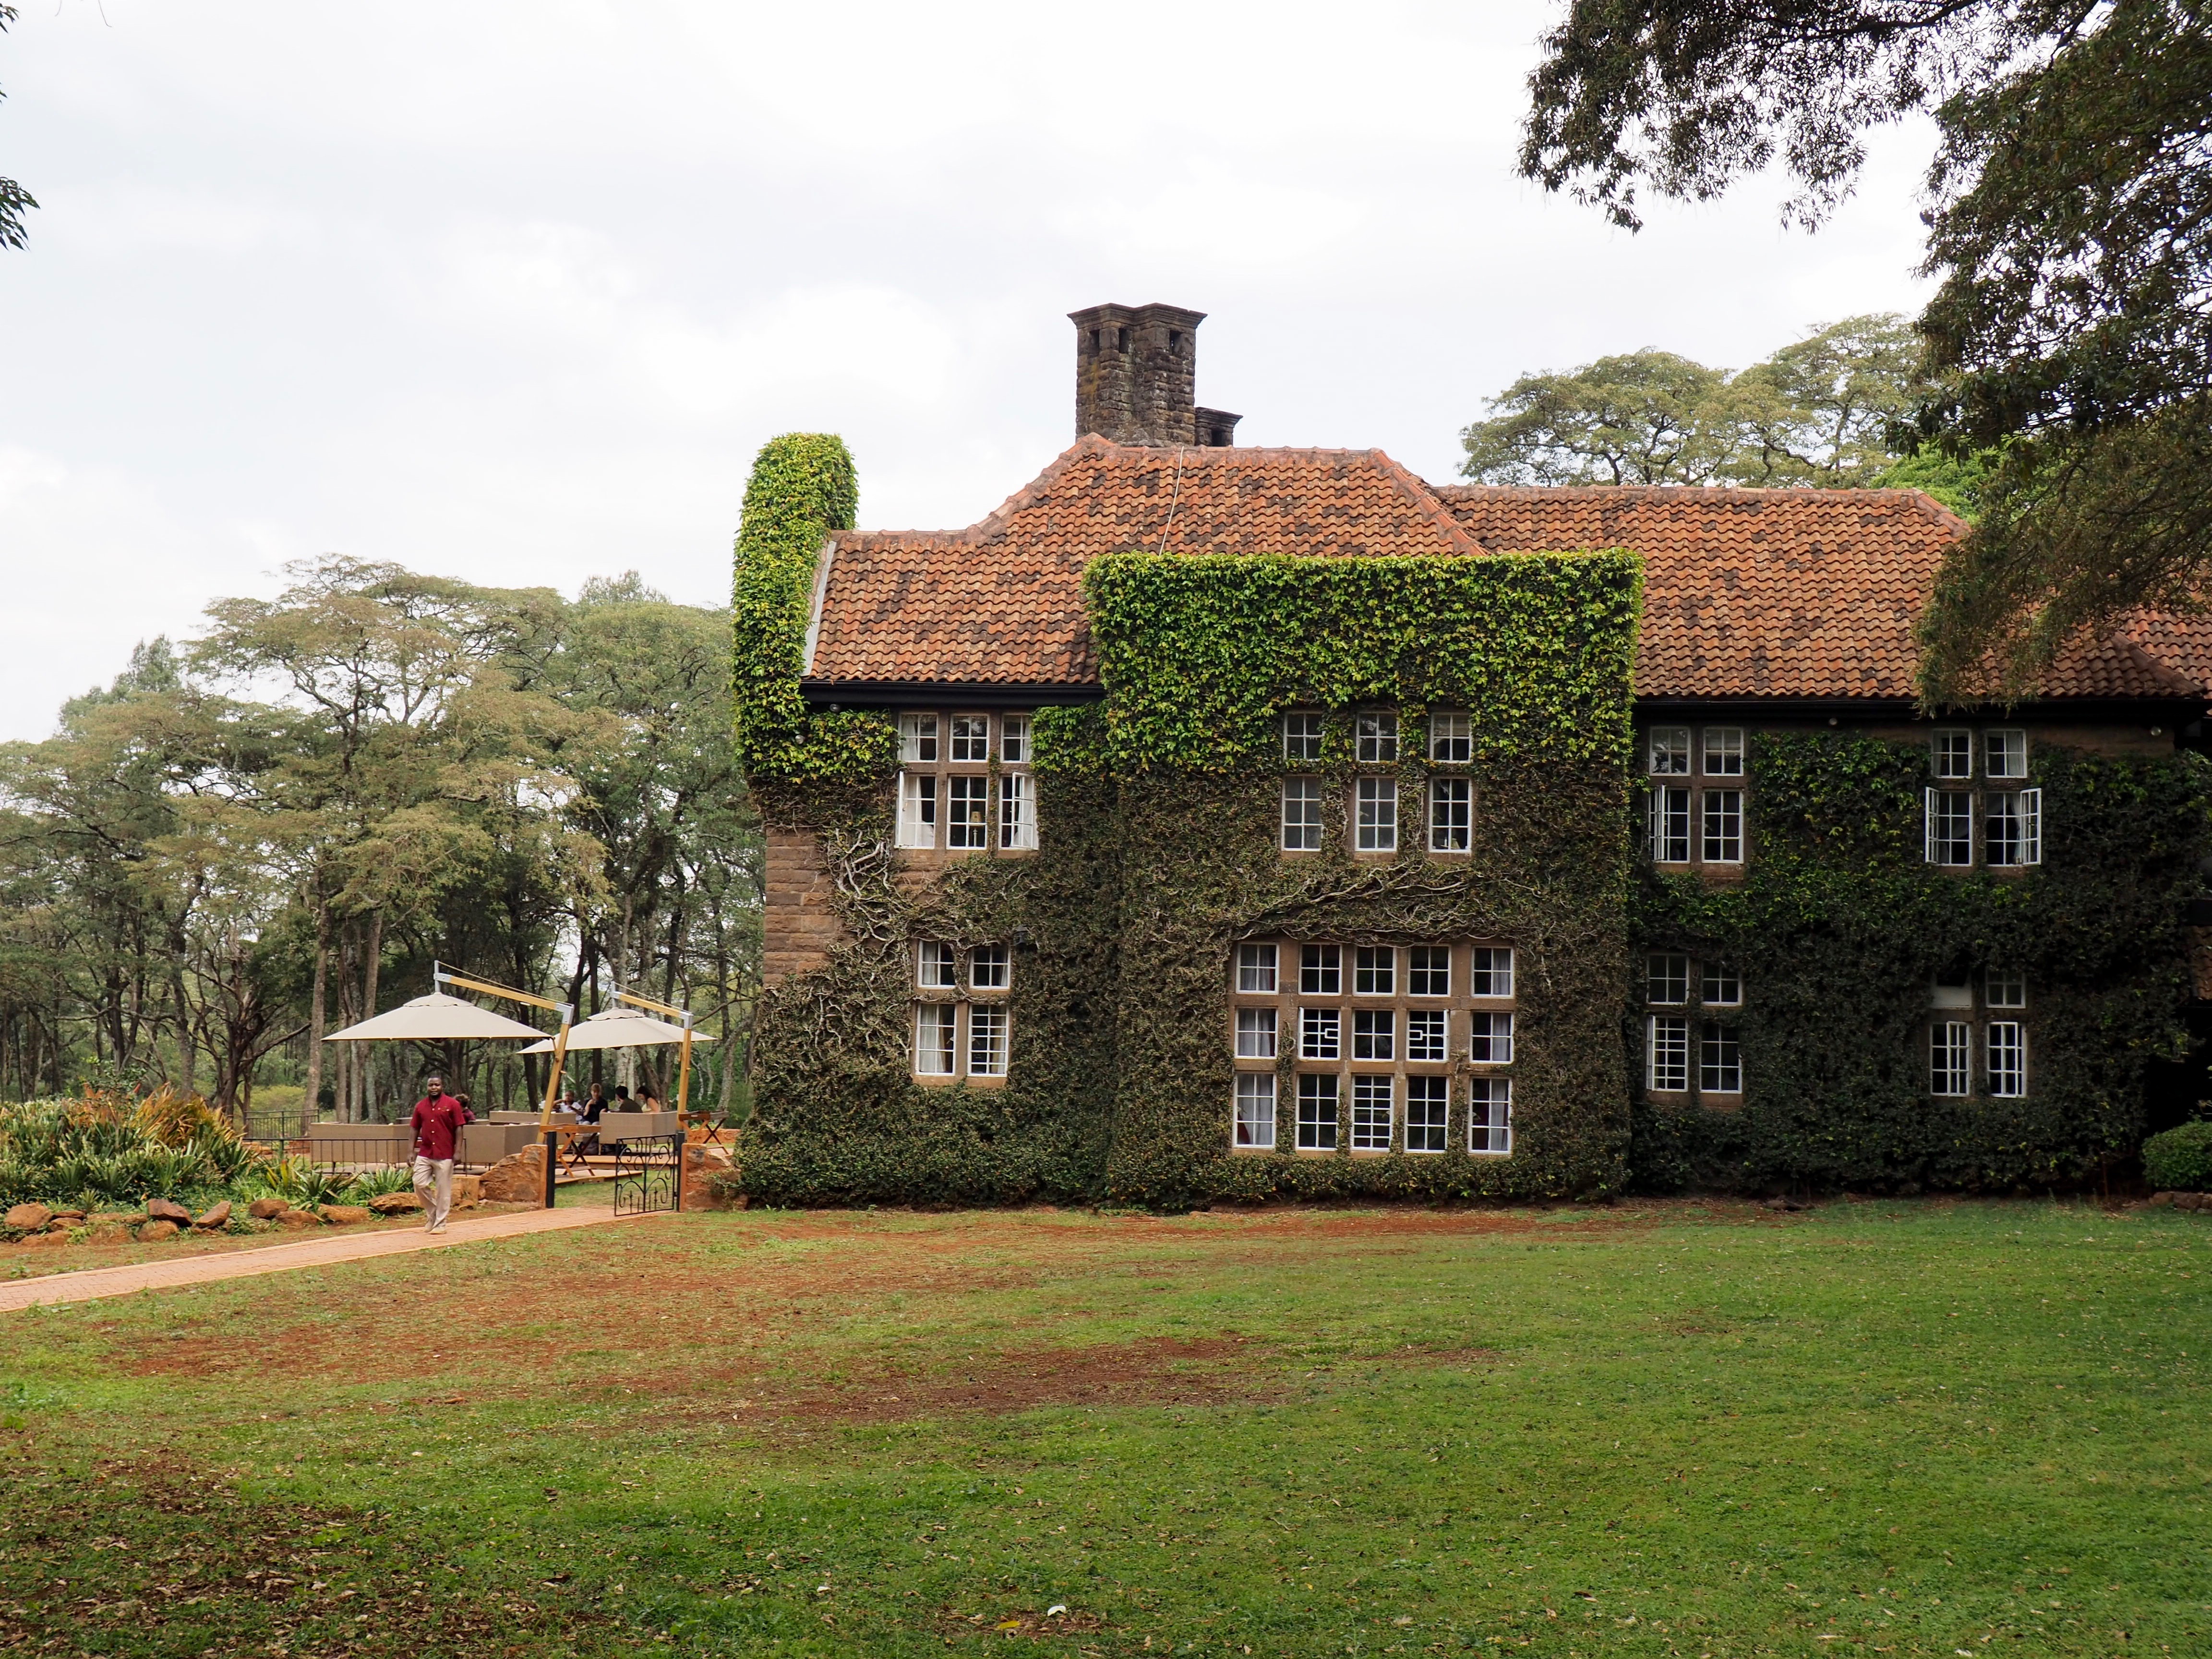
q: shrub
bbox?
[342,1165,413,1201]
[2143,1120,2212,1191]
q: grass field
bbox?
[0,1197,2206,1657]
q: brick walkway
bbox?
[0,1205,663,1313]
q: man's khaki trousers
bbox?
[412,1155,453,1230]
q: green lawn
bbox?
[0,1198,2206,1657]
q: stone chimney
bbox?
[1070,302,1240,447]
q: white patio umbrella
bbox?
[516,1006,689,1052]
[322,991,549,1042]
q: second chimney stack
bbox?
[1070,302,1240,447]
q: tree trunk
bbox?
[360,908,384,1117]
[305,899,329,1126]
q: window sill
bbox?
[911,1073,1010,1089]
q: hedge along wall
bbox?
[1630,731,2212,1193]
[1080,551,1643,1206]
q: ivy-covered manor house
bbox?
[731,302,2212,1207]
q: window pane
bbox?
[1300,944,1341,995]
[998,773,1036,850]
[1700,965,1741,1006]
[1931,1022,1971,1095]
[970,944,1009,990]
[1351,1075,1394,1150]
[1406,1009,1448,1061]
[947,776,990,849]
[1299,1007,1341,1060]
[914,1003,955,1075]
[1282,712,1324,762]
[1987,1022,2026,1097]
[1296,1074,1339,1150]
[1281,779,1324,851]
[1234,1074,1276,1147]
[1468,1078,1512,1154]
[1933,730,1973,780]
[1235,1007,1278,1059]
[1647,1015,1689,1092]
[1701,789,1743,864]
[1354,946,1395,996]
[1406,1076,1449,1152]
[1429,712,1470,764]
[1236,942,1278,994]
[1986,969,2026,1010]
[1357,778,1398,851]
[1648,728,1691,775]
[1428,777,1471,851]
[1352,1009,1395,1061]
[1356,710,1398,763]
[1648,786,1691,862]
[1985,729,2026,780]
[968,1006,1008,1076]
[899,712,939,764]
[897,772,938,849]
[1408,946,1451,997]
[1469,1011,1515,1065]
[999,714,1030,764]
[950,715,989,762]
[917,941,957,990]
[1647,953,1688,1005]
[1469,947,1514,999]
[1927,790,1973,865]
[1703,728,1744,776]
[1700,1021,1742,1093]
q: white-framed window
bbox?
[968,1005,1009,1077]
[899,712,940,764]
[1985,728,2027,780]
[1648,727,1691,775]
[1354,946,1395,996]
[1300,1007,1341,1060]
[1469,1011,1515,1065]
[1429,712,1470,764]
[1648,786,1692,863]
[1235,1006,1278,1059]
[1296,1074,1339,1150]
[1357,710,1399,763]
[1925,789,1974,866]
[1429,778,1471,852]
[1700,1021,1742,1093]
[1987,1022,2026,1096]
[1931,1022,1972,1096]
[1300,944,1341,995]
[1647,953,1689,1005]
[950,714,989,763]
[1357,778,1398,852]
[1703,728,1744,776]
[1985,790,2042,867]
[1282,779,1324,851]
[1933,729,1974,780]
[1647,1014,1690,1092]
[1468,1077,1512,1154]
[946,775,990,849]
[897,772,938,849]
[917,940,957,990]
[999,714,1030,764]
[1236,942,1278,993]
[999,773,1037,850]
[1282,711,1324,762]
[1233,1074,1276,1148]
[970,944,1010,990]
[1351,1075,1394,1151]
[1409,946,1451,997]
[1986,968,2026,1010]
[914,1003,956,1076]
[1701,789,1743,864]
[1700,964,1741,1007]
[1469,947,1514,999]
[1406,1076,1448,1152]
[1406,1009,1447,1061]
[1352,1009,1394,1061]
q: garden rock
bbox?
[247,1198,288,1220]
[87,1224,131,1245]
[368,1192,423,1214]
[4,1203,51,1232]
[321,1204,371,1225]
[145,1197,192,1225]
[192,1201,231,1230]
[479,1145,545,1203]
[51,1208,85,1222]
[137,1219,181,1241]
[18,1231,70,1250]
[2177,1192,2207,1212]
[275,1209,323,1228]
[92,1211,144,1227]
[452,1174,482,1209]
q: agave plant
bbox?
[247,1156,357,1210]
[342,1165,414,1201]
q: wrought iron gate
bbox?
[610,1134,680,1215]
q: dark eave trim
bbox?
[1635,693,2205,724]
[800,678,1106,710]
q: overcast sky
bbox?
[0,1,1939,740]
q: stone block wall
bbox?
[763,827,841,988]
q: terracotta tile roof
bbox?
[804,441,2208,707]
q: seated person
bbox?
[579,1082,609,1123]
[636,1084,663,1112]
[608,1085,634,1114]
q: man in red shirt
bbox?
[409,1075,470,1233]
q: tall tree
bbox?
[1517,0,2212,699]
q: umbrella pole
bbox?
[539,1009,574,1210]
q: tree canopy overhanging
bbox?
[0,4,33,250]
[1520,0,2212,702]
